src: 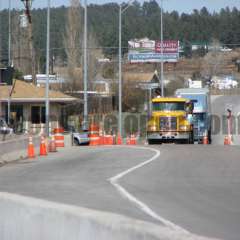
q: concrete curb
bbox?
[0,192,218,240]
[0,134,72,165]
[0,149,26,165]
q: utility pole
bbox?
[83,0,88,131]
[118,0,133,137]
[7,0,11,125]
[8,0,11,66]
[160,0,164,97]
[21,0,36,85]
[45,0,50,136]
[118,5,122,137]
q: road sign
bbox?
[138,82,159,90]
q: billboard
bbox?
[128,38,179,63]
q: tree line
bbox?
[0,0,239,71]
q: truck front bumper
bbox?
[147,131,191,141]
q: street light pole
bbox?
[45,0,50,136]
[7,0,11,125]
[118,5,122,137]
[8,0,11,66]
[160,0,164,97]
[83,0,88,131]
[118,0,133,138]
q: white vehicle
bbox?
[73,132,90,145]
[220,47,232,52]
[97,58,110,63]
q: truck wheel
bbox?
[189,131,194,144]
[148,139,161,145]
[208,130,212,144]
[148,139,153,145]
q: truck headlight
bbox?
[148,125,157,131]
[179,125,188,131]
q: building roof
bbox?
[124,71,159,83]
[175,88,209,94]
[0,80,77,103]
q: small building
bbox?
[0,80,77,133]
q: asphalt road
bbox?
[0,145,239,240]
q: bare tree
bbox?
[201,39,224,77]
[11,12,31,75]
[63,0,83,91]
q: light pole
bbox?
[83,0,88,131]
[160,0,164,97]
[45,0,50,136]
[8,0,11,66]
[118,0,133,137]
[7,0,11,125]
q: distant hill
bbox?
[0,1,239,69]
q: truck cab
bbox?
[175,88,211,143]
[147,97,194,144]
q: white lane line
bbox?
[109,146,190,235]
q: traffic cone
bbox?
[129,134,137,145]
[99,129,104,145]
[126,135,131,145]
[224,135,231,145]
[203,131,209,145]
[48,135,57,152]
[40,135,48,156]
[116,133,122,145]
[28,136,35,159]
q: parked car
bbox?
[73,132,90,145]
[0,118,13,135]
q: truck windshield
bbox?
[178,94,207,112]
[152,102,185,111]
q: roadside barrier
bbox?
[54,130,65,147]
[53,128,64,134]
[126,134,137,145]
[39,135,47,156]
[104,135,114,145]
[0,192,201,240]
[89,124,100,146]
[48,135,57,152]
[27,136,35,159]
[99,134,104,145]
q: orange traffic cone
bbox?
[48,135,57,152]
[203,136,208,145]
[40,135,47,156]
[203,131,209,145]
[126,135,131,145]
[129,134,137,145]
[116,133,122,145]
[28,136,35,159]
[224,135,231,145]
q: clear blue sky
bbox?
[1,0,239,13]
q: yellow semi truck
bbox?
[147,97,194,144]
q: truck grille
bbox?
[160,117,177,131]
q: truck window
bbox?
[152,102,185,111]
[178,94,207,112]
